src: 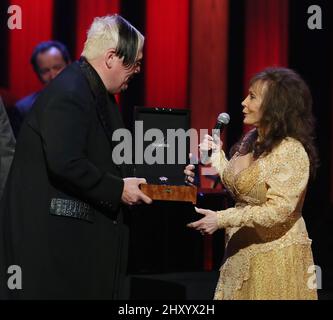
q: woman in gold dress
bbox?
[188,67,319,300]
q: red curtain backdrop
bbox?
[189,0,229,193]
[189,0,229,271]
[189,0,229,133]
[242,0,289,134]
[75,0,120,59]
[9,0,53,101]
[244,0,289,87]
[144,0,190,108]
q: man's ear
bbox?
[105,49,117,69]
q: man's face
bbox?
[108,51,143,94]
[36,47,67,84]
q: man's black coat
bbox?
[0,59,131,299]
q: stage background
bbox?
[0,0,332,295]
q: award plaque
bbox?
[140,183,197,204]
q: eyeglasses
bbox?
[122,58,142,72]
[134,59,142,68]
[132,59,142,73]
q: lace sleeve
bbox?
[217,139,310,229]
[211,149,229,177]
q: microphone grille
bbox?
[217,112,230,125]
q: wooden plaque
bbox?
[140,184,197,204]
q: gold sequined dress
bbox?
[211,136,317,300]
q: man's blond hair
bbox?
[82,15,144,65]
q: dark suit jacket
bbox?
[0,59,131,299]
[14,92,39,118]
[11,92,40,137]
[0,97,15,199]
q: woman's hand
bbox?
[199,134,223,164]
[184,164,195,185]
[184,153,196,186]
[187,207,219,235]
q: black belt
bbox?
[50,198,95,223]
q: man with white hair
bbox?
[0,15,151,300]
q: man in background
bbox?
[12,41,71,136]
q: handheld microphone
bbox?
[201,112,230,164]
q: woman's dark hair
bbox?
[233,67,319,178]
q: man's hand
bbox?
[121,178,152,206]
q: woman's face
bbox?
[241,81,266,127]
